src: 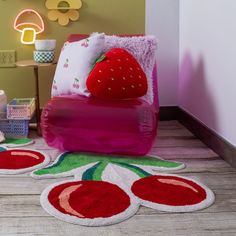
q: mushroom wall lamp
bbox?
[14,9,45,44]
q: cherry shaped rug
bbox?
[0,146,50,175]
[0,138,34,148]
[31,153,215,226]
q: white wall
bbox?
[146,0,179,106]
[179,0,236,147]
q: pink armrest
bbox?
[41,96,158,155]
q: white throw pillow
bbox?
[51,33,105,97]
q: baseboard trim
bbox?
[159,106,179,121]
[178,108,236,168]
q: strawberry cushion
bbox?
[86,48,148,99]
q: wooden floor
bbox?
[1,121,236,236]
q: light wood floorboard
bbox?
[0,121,236,236]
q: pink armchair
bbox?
[41,34,159,156]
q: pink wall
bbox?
[179,0,236,147]
[146,0,179,106]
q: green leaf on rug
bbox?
[4,138,33,145]
[0,147,6,152]
[33,152,184,177]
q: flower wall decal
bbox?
[45,0,82,26]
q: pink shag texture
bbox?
[104,35,157,105]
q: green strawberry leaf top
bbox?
[95,54,107,64]
[90,54,107,73]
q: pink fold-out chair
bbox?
[41,34,159,156]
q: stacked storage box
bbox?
[0,97,35,138]
[0,90,7,119]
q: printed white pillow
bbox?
[51,33,105,97]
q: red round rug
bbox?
[0,148,50,174]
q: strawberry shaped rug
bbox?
[86,48,148,99]
[32,153,215,226]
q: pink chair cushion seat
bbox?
[41,95,157,155]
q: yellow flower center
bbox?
[58,1,70,13]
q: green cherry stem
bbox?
[82,161,152,181]
[82,161,108,181]
[112,162,152,178]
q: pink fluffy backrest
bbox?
[67,34,143,42]
[66,34,159,112]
